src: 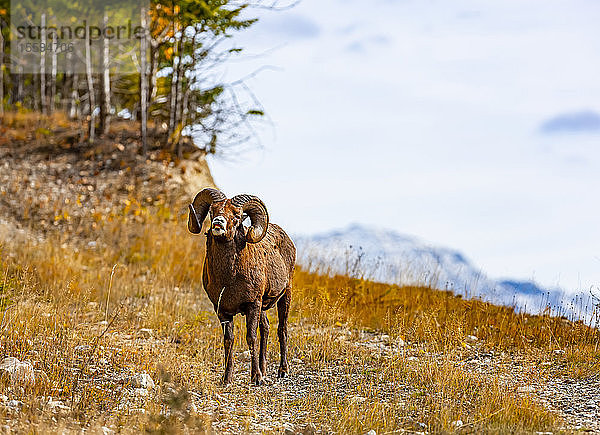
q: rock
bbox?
[302,423,317,435]
[517,386,536,393]
[0,357,35,386]
[291,358,304,365]
[101,427,115,435]
[130,373,155,389]
[134,388,149,397]
[349,396,367,403]
[47,399,70,413]
[467,335,478,342]
[137,328,153,339]
[7,400,23,410]
[452,420,463,428]
[0,357,19,369]
[241,350,251,361]
[365,430,377,435]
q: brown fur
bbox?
[194,199,295,386]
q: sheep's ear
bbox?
[188,204,202,234]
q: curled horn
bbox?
[188,188,226,234]
[231,194,269,243]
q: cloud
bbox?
[260,14,320,39]
[345,35,391,53]
[540,110,600,134]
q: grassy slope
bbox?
[1,113,599,433]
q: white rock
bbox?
[101,427,115,435]
[517,386,536,393]
[0,357,35,386]
[47,399,70,413]
[131,373,155,389]
[134,388,149,397]
[349,396,367,403]
[291,358,303,365]
[452,420,463,428]
[467,335,478,342]
[365,430,377,435]
[241,350,251,361]
[0,357,20,368]
[7,400,23,410]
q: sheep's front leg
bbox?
[246,305,264,386]
[259,311,269,376]
[220,315,235,386]
[277,288,291,378]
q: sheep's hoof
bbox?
[252,376,265,386]
[277,368,288,378]
[220,376,232,387]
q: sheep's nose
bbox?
[212,216,227,234]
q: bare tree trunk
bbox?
[33,73,40,111]
[175,38,185,158]
[40,13,47,115]
[70,76,79,119]
[149,43,158,103]
[100,12,111,134]
[167,18,179,140]
[15,66,24,104]
[64,51,73,113]
[0,28,4,115]
[140,5,148,156]
[85,24,95,143]
[50,32,57,114]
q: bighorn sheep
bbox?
[187,188,295,386]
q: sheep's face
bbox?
[209,200,244,241]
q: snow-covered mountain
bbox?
[294,224,576,316]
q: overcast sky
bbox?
[208,0,600,294]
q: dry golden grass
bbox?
[1,205,593,433]
[0,116,598,432]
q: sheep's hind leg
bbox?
[277,287,291,378]
[259,311,269,377]
[246,304,264,386]
[220,315,235,386]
